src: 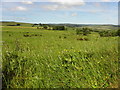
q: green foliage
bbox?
[76,28,91,35]
[32,24,38,27]
[43,25,48,29]
[116,29,120,36]
[76,29,82,35]
[37,25,66,30]
[16,24,20,26]
[2,26,118,88]
[1,21,33,27]
[98,30,118,37]
[53,26,65,30]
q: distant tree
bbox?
[76,28,82,35]
[53,26,57,30]
[82,28,91,35]
[117,29,120,36]
[43,25,48,29]
[7,25,16,26]
[32,24,39,27]
[98,30,118,37]
[76,28,91,35]
[59,26,65,30]
[16,24,20,26]
[39,23,42,26]
[53,26,65,30]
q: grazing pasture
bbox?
[2,25,118,88]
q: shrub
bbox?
[43,25,48,29]
[116,29,120,36]
[76,28,91,35]
[53,26,65,30]
[99,30,118,37]
[16,24,20,26]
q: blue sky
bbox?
[1,0,118,24]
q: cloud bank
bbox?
[10,6,27,11]
[42,0,85,11]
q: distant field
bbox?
[80,25,118,31]
[0,21,118,31]
[2,25,118,88]
[0,22,33,27]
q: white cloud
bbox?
[71,13,77,16]
[42,0,85,10]
[78,9,106,13]
[49,0,85,6]
[22,1,33,4]
[11,6,27,11]
[42,4,73,11]
[15,17,27,20]
[1,0,119,2]
[101,0,111,2]
[101,0,119,2]
[42,5,59,11]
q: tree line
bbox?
[76,27,120,37]
[32,23,66,30]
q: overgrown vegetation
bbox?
[76,28,91,35]
[2,23,119,88]
[98,30,118,37]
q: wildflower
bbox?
[78,51,81,53]
[74,50,76,52]
[101,57,103,59]
[97,61,100,63]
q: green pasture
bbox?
[2,26,118,88]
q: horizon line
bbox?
[0,20,118,25]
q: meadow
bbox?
[2,25,118,88]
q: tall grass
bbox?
[2,26,118,88]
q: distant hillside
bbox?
[48,24,118,31]
[0,21,118,31]
[0,21,33,27]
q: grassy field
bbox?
[2,25,118,88]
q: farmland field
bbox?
[2,25,118,88]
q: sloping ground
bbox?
[2,26,118,88]
[0,21,33,27]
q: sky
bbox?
[1,0,119,25]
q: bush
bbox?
[99,30,118,37]
[16,24,20,26]
[53,26,65,30]
[76,29,82,35]
[116,29,120,36]
[76,28,91,35]
[43,25,48,29]
[32,24,38,27]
